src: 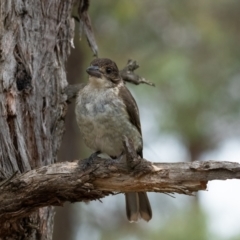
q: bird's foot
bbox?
[115,152,124,162]
[107,152,125,165]
[79,151,101,170]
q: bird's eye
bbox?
[106,68,112,74]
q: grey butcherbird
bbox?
[75,58,152,222]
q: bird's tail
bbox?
[125,192,152,222]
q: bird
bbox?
[75,58,152,222]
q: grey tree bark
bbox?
[0,0,75,238]
[1,0,239,239]
[1,158,240,223]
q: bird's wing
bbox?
[118,84,143,157]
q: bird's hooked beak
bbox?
[86,65,102,78]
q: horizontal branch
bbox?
[0,156,240,223]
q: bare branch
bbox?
[0,157,240,224]
[120,59,155,86]
[63,83,85,102]
[78,0,98,56]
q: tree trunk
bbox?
[0,0,74,238]
[54,40,85,240]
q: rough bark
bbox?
[0,158,240,225]
[0,0,74,238]
[54,40,86,240]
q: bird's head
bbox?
[86,58,121,88]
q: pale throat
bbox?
[88,75,112,89]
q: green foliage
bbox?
[152,205,208,240]
[89,0,240,159]
[65,1,240,239]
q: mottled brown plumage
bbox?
[75,58,152,222]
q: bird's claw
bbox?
[79,151,101,170]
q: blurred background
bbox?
[54,1,240,239]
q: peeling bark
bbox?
[0,0,75,238]
[0,158,240,225]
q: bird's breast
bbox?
[75,86,142,157]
